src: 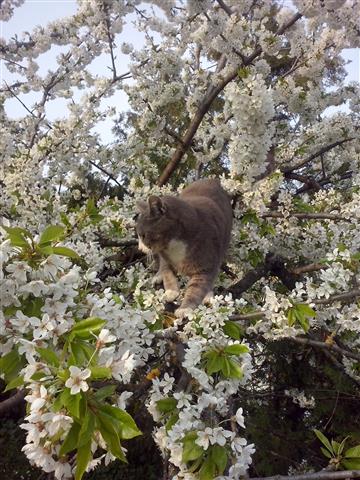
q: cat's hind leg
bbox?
[175,272,215,318]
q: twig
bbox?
[4,80,37,118]
[262,212,349,222]
[290,263,327,275]
[323,389,340,430]
[250,469,360,480]
[104,6,118,80]
[314,289,360,305]
[282,138,355,174]
[87,159,122,187]
[289,336,360,362]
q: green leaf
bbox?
[52,246,80,259]
[297,304,316,318]
[295,310,310,333]
[182,435,204,463]
[199,455,216,480]
[314,429,333,454]
[338,436,349,456]
[287,308,296,327]
[30,371,48,381]
[221,357,232,378]
[94,385,117,401]
[90,366,112,380]
[224,344,249,356]
[238,66,250,79]
[86,198,104,224]
[248,248,264,267]
[227,359,244,379]
[39,225,65,246]
[331,440,341,455]
[223,321,243,340]
[165,412,179,432]
[206,352,224,375]
[320,447,333,459]
[69,317,106,338]
[22,297,44,317]
[210,445,228,474]
[38,245,54,255]
[345,445,360,458]
[53,394,64,412]
[78,410,95,448]
[3,226,31,248]
[59,422,81,456]
[342,459,360,470]
[0,349,21,377]
[0,349,25,383]
[36,347,60,367]
[75,440,92,480]
[99,405,142,440]
[60,212,71,228]
[4,376,24,392]
[97,412,127,462]
[61,389,81,418]
[156,398,178,414]
[70,340,96,365]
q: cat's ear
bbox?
[148,195,166,216]
[136,199,148,214]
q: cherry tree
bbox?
[1,1,360,479]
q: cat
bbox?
[135,178,233,318]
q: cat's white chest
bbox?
[165,239,187,266]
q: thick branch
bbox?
[0,389,25,416]
[157,12,303,186]
[216,0,233,16]
[229,254,298,297]
[250,470,360,480]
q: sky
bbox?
[1,0,359,144]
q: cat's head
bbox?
[135,196,177,253]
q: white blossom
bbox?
[65,366,91,395]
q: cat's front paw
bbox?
[164,289,179,302]
[152,273,163,286]
[174,307,193,319]
[202,291,214,305]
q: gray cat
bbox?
[135,178,233,318]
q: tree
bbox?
[1,1,360,479]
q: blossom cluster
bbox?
[1,0,360,478]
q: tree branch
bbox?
[216,0,233,16]
[282,138,355,174]
[0,389,25,416]
[96,236,138,248]
[250,469,360,480]
[290,336,360,362]
[262,212,349,222]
